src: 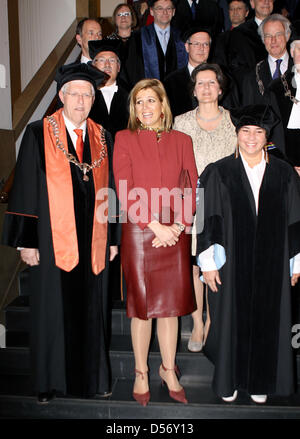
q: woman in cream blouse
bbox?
[173,63,237,353]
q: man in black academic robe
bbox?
[164,27,239,118]
[227,0,274,91]
[2,63,120,402]
[240,14,292,106]
[124,0,188,89]
[172,0,224,35]
[239,14,293,152]
[269,24,300,167]
[212,0,249,68]
[164,27,212,117]
[87,40,129,139]
[196,105,300,399]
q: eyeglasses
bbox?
[93,57,119,65]
[188,42,210,48]
[117,12,131,17]
[153,7,174,13]
[264,32,285,40]
[65,92,93,99]
[87,31,102,38]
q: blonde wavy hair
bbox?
[128,78,173,132]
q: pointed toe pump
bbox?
[132,369,150,407]
[159,364,188,404]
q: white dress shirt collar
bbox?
[255,17,263,27]
[62,111,87,150]
[188,63,195,76]
[240,150,266,214]
[101,81,118,114]
[80,54,91,64]
[268,51,289,76]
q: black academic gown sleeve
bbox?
[124,30,145,89]
[227,19,267,91]
[196,162,226,255]
[164,66,196,118]
[105,129,121,246]
[2,123,41,248]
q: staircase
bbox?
[1,295,300,419]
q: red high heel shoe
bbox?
[132,369,150,407]
[159,364,188,404]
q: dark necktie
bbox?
[74,129,84,163]
[272,59,282,79]
[191,0,197,20]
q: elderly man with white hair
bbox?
[2,63,120,403]
[269,20,300,169]
[241,14,293,105]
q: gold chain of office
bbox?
[47,115,107,181]
[281,72,300,105]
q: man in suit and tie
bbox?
[240,14,292,153]
[124,0,188,88]
[269,20,300,166]
[227,0,274,89]
[241,13,292,106]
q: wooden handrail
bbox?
[13,19,78,139]
[0,169,15,203]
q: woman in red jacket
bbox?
[113,78,198,406]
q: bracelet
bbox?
[175,222,185,232]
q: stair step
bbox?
[4,297,194,343]
[0,335,214,382]
[0,382,300,419]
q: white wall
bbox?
[18,0,77,90]
[101,0,120,17]
[0,0,12,129]
[15,43,81,156]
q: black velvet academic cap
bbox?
[55,62,106,92]
[182,26,212,43]
[88,39,122,62]
[230,105,279,136]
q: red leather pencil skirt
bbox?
[121,221,196,320]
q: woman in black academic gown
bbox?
[196,105,300,404]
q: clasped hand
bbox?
[20,248,40,266]
[148,222,181,248]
